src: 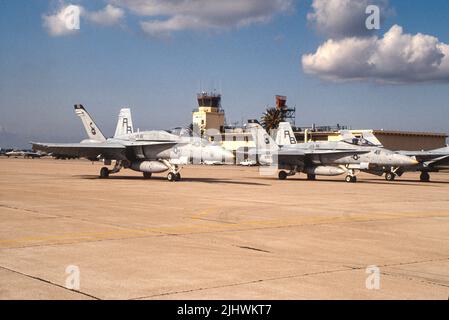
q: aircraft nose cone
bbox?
[401,155,419,166]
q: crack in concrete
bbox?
[236,245,271,253]
[131,267,351,300]
[382,271,449,289]
[0,265,100,300]
[131,257,449,300]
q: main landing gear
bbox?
[307,174,316,181]
[100,167,110,179]
[420,172,430,182]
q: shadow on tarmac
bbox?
[252,176,449,187]
[75,175,270,186]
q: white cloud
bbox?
[86,4,125,26]
[302,25,449,83]
[307,0,390,39]
[113,0,293,37]
[42,4,83,36]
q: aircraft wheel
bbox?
[420,172,430,182]
[100,167,109,179]
[385,172,396,181]
[307,174,316,181]
[167,172,177,182]
[175,173,181,181]
[143,172,152,179]
[278,171,288,180]
[345,175,357,183]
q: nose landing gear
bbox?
[345,175,357,183]
[385,172,396,181]
[278,171,288,180]
[99,160,124,179]
[344,168,358,183]
[167,172,181,182]
[278,170,297,180]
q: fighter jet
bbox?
[369,146,449,182]
[375,147,449,182]
[32,105,233,181]
[247,121,418,183]
[338,130,449,182]
[5,150,46,158]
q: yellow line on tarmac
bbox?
[1,210,448,249]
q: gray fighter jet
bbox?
[381,147,449,182]
[32,105,233,181]
[338,130,449,182]
[247,121,418,183]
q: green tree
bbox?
[261,107,285,131]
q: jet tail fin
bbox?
[114,108,134,137]
[276,122,297,145]
[340,130,384,147]
[246,120,279,152]
[361,131,383,147]
[74,104,106,142]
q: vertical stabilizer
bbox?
[246,120,279,152]
[361,131,383,147]
[276,122,297,145]
[114,108,134,137]
[74,104,106,142]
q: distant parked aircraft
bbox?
[5,150,45,159]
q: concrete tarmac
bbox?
[1,158,449,299]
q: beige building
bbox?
[302,130,448,151]
[305,129,447,151]
[192,92,225,136]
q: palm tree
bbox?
[261,107,285,131]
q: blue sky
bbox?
[0,0,448,147]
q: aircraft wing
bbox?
[250,148,370,157]
[398,149,449,163]
[121,141,183,147]
[426,155,449,167]
[32,142,128,160]
[302,149,371,155]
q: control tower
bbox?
[192,92,225,136]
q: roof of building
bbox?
[372,130,448,137]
